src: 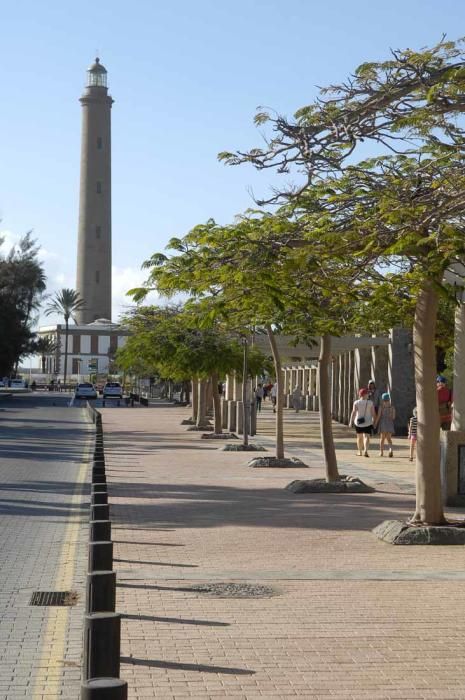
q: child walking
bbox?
[408,407,417,462]
[374,392,396,457]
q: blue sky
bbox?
[1,0,464,322]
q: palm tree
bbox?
[34,336,59,374]
[45,289,85,388]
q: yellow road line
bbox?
[32,413,92,698]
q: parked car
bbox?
[10,378,26,389]
[103,381,123,399]
[75,382,97,400]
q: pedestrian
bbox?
[270,383,277,413]
[291,385,302,413]
[367,379,381,414]
[436,375,453,430]
[408,407,417,462]
[374,392,396,457]
[255,384,264,412]
[262,384,268,401]
[349,388,376,457]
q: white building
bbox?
[37,318,130,380]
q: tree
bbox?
[117,304,269,434]
[131,214,368,473]
[0,233,46,375]
[218,37,465,523]
[45,289,85,387]
[294,152,465,523]
[33,336,59,374]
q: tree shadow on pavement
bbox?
[120,656,255,675]
[114,558,197,567]
[122,613,229,626]
[109,481,414,531]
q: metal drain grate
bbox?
[29,591,78,606]
[190,583,278,598]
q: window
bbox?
[96,225,101,239]
[72,358,80,374]
[96,271,100,284]
[91,335,99,354]
[97,137,103,149]
[96,181,102,194]
[72,335,81,353]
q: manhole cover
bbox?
[190,583,277,598]
[29,591,78,606]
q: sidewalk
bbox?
[101,402,465,700]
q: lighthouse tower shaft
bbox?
[75,58,113,324]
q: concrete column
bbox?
[341,353,349,424]
[354,347,372,394]
[225,374,234,401]
[371,343,390,394]
[331,358,339,418]
[233,372,242,401]
[237,401,243,434]
[284,369,290,395]
[221,400,229,429]
[303,368,310,394]
[310,367,317,395]
[453,302,465,431]
[227,401,237,432]
[348,351,355,416]
[337,354,344,422]
[388,327,415,435]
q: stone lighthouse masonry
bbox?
[75,57,113,324]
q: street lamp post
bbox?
[241,337,249,447]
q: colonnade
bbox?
[217,328,414,435]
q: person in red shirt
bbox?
[437,375,453,430]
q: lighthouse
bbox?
[75,57,113,324]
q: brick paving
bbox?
[100,402,465,700]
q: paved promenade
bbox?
[100,402,465,700]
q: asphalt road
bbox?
[0,392,92,698]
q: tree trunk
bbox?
[41,355,46,374]
[411,280,445,524]
[211,371,222,434]
[191,378,198,422]
[266,325,284,460]
[63,320,69,388]
[196,379,209,428]
[319,334,340,482]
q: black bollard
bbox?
[86,570,116,613]
[89,519,111,541]
[82,613,121,680]
[92,473,106,485]
[81,678,127,700]
[90,503,109,521]
[92,466,105,478]
[91,483,107,494]
[91,492,108,505]
[88,541,113,572]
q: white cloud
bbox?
[1,228,159,327]
[112,265,158,321]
